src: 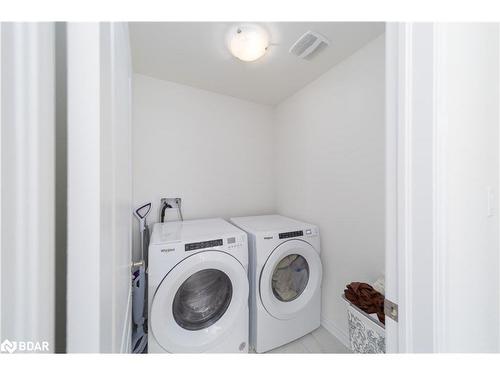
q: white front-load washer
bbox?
[230,215,322,353]
[148,218,249,353]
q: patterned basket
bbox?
[343,295,385,353]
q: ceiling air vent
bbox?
[289,31,330,60]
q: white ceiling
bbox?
[129,22,385,106]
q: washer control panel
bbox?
[184,235,245,252]
[226,235,245,250]
[185,239,223,251]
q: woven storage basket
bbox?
[342,295,385,353]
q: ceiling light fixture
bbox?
[228,24,269,62]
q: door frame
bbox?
[66,22,133,353]
[385,22,447,353]
[0,22,56,352]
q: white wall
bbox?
[274,35,385,343]
[441,23,499,352]
[67,22,132,353]
[132,74,275,259]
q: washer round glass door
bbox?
[172,268,233,331]
[151,251,248,353]
[260,239,322,320]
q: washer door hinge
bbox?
[384,298,398,322]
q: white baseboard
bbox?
[321,316,350,349]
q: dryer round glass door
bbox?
[272,254,310,302]
[151,251,248,353]
[260,239,322,320]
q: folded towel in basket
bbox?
[344,282,385,324]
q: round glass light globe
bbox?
[228,25,269,62]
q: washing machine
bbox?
[148,218,249,353]
[230,215,322,353]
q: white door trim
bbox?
[0,22,3,344]
[0,22,56,351]
[431,23,448,353]
[66,22,133,353]
[385,23,398,353]
[385,22,409,353]
[66,22,102,353]
[386,22,415,353]
[396,22,417,353]
[496,23,500,353]
[386,22,447,353]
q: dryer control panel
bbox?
[272,228,318,240]
[279,230,303,239]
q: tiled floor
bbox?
[267,326,351,353]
